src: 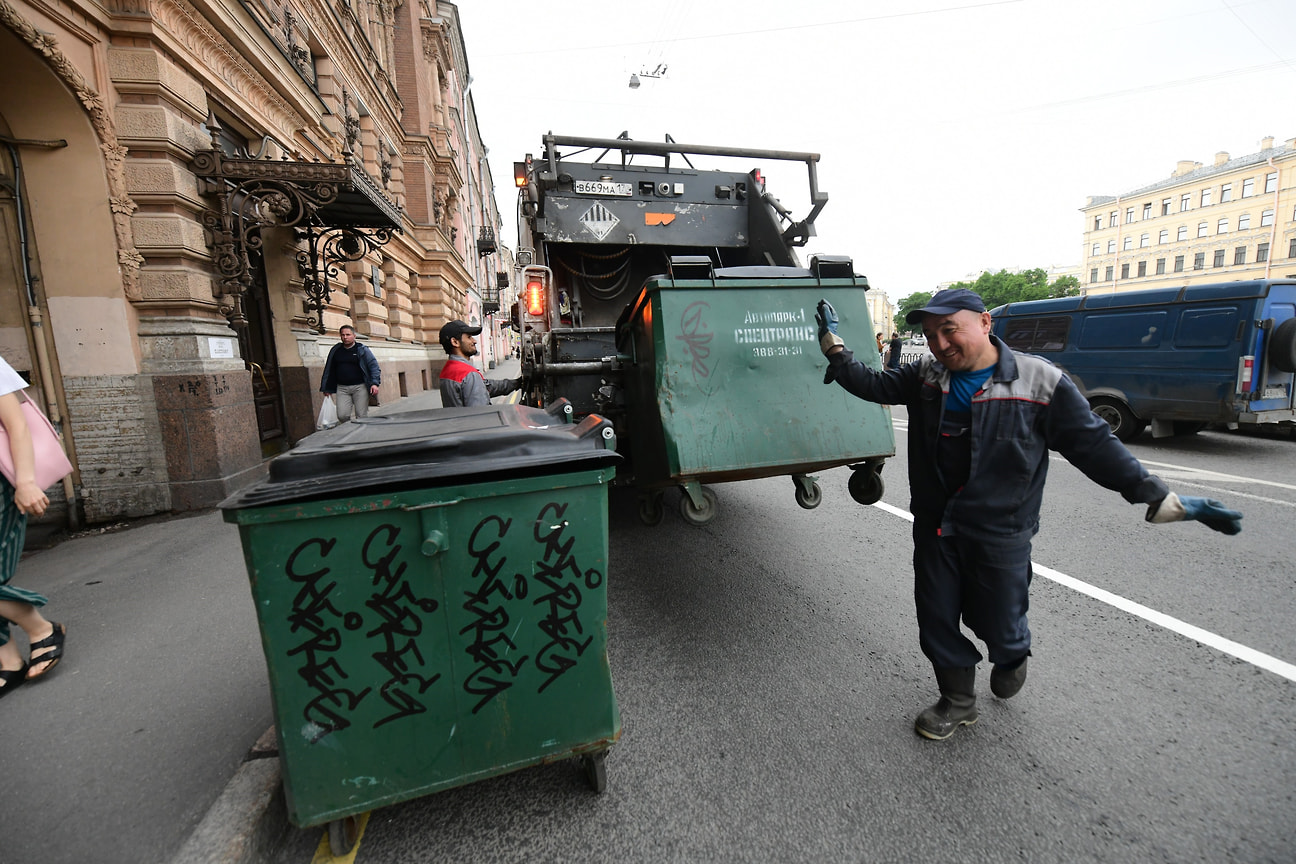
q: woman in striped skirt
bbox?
[0,355,65,698]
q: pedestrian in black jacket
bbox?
[320,325,381,421]
[815,288,1242,740]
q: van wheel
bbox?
[1268,318,1296,373]
[1090,397,1146,442]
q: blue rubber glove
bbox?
[815,299,844,355]
[1180,495,1243,534]
[1147,492,1242,535]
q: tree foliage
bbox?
[895,291,932,326]
[945,269,1081,310]
[896,270,1080,333]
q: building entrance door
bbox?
[241,244,288,457]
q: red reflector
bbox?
[525,281,545,316]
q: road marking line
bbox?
[1136,458,1296,492]
[870,500,1296,683]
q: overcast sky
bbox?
[456,0,1296,304]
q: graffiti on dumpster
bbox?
[460,501,602,713]
[675,301,713,383]
[285,524,442,742]
[532,502,598,693]
[462,515,531,714]
[360,524,442,728]
[285,536,374,742]
[276,499,603,738]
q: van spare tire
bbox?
[1269,318,1296,373]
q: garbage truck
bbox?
[511,133,895,525]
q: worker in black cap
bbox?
[813,288,1242,740]
[438,319,522,408]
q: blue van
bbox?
[989,280,1296,440]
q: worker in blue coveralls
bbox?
[814,288,1243,740]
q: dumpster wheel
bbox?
[793,475,822,510]
[581,751,609,793]
[328,814,361,857]
[679,486,718,526]
[848,465,885,506]
[638,492,665,526]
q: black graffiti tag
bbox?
[285,536,371,742]
[361,523,442,729]
[461,515,529,713]
[532,502,596,693]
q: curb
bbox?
[169,732,287,864]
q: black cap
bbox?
[439,319,483,351]
[905,288,987,325]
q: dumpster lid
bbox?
[219,402,619,510]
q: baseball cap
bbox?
[905,288,987,325]
[439,319,483,351]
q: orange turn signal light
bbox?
[525,280,545,316]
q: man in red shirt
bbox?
[438,320,522,408]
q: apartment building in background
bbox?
[1082,135,1296,294]
[0,0,511,527]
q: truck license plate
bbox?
[1261,386,1288,400]
[573,180,632,196]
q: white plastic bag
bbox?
[317,394,339,429]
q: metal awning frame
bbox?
[191,116,401,333]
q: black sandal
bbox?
[26,622,65,681]
[0,663,28,699]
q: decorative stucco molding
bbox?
[0,0,145,299]
[151,0,309,137]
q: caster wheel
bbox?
[679,487,718,526]
[794,480,822,509]
[638,493,665,526]
[848,468,884,506]
[581,752,608,793]
[328,814,361,857]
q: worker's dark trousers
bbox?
[912,523,1033,669]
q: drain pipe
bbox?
[1264,156,1279,280]
[5,139,81,530]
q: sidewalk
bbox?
[0,353,522,864]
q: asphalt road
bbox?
[266,409,1296,863]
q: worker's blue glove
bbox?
[816,299,845,355]
[1147,492,1242,535]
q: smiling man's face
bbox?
[921,309,998,371]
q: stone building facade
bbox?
[0,0,508,527]
[1082,136,1296,294]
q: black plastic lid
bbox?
[219,402,619,510]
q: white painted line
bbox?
[1032,563,1296,682]
[869,500,1296,683]
[1136,458,1296,492]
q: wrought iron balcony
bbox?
[476,225,497,257]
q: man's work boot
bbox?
[914,666,978,740]
[991,655,1029,699]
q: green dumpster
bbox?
[220,403,621,844]
[615,261,896,524]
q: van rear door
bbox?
[1243,282,1296,421]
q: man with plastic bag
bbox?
[814,288,1242,741]
[438,320,522,408]
[320,324,381,423]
